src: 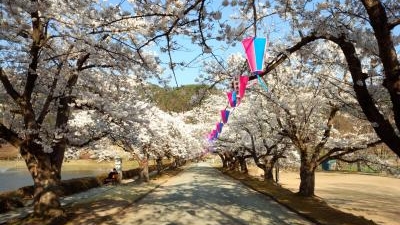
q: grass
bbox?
[0,160,26,169]
[62,160,140,171]
[220,168,378,225]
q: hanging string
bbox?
[252,0,258,37]
[208,1,268,142]
[256,74,268,92]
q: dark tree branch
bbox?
[80,64,114,71]
[322,140,383,162]
[314,105,339,153]
[389,18,400,30]
[166,35,179,87]
[334,157,364,164]
[138,0,204,50]
[196,0,227,73]
[24,9,43,101]
[77,53,91,71]
[248,34,321,81]
[251,0,257,36]
[36,60,64,125]
[0,68,22,103]
[69,131,110,148]
[0,122,22,147]
[249,29,400,157]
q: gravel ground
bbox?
[248,167,400,225]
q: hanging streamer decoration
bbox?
[206,37,269,147]
[207,133,212,141]
[242,37,268,92]
[239,75,249,99]
[227,91,237,107]
[216,122,223,133]
[212,129,218,139]
[220,109,230,124]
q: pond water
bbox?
[0,166,108,192]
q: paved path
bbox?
[114,162,314,225]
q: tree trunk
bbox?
[21,143,64,218]
[299,162,316,197]
[156,157,163,174]
[262,157,278,182]
[171,157,177,168]
[264,164,274,181]
[275,159,280,183]
[230,158,240,171]
[238,156,248,174]
[217,153,227,168]
[174,156,183,168]
[139,159,149,182]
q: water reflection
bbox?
[0,167,108,192]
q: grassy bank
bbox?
[62,159,140,171]
[0,159,163,172]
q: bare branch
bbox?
[69,131,110,148]
[251,0,257,36]
[80,64,114,71]
[388,18,400,30]
[138,0,204,50]
[0,122,22,148]
[0,68,22,103]
[325,140,383,161]
[314,105,340,153]
[36,45,74,125]
[248,34,322,81]
[23,9,43,101]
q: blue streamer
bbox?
[232,90,237,107]
[256,74,268,92]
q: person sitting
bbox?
[104,168,119,185]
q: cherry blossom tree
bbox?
[1,0,398,219]
[0,0,165,218]
[255,49,382,196]
[240,0,400,157]
[215,94,289,180]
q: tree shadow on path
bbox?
[113,164,312,225]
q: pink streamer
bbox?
[242,37,256,73]
[221,109,230,123]
[227,91,236,107]
[239,75,249,99]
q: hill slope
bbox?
[144,84,216,112]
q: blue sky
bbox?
[150,2,283,87]
[108,0,400,87]
[108,0,279,87]
[153,3,246,87]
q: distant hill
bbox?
[143,84,217,112]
